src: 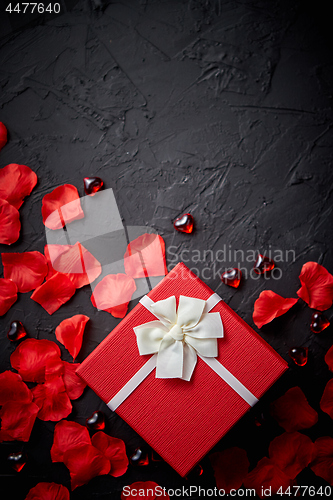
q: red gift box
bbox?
[77,263,288,477]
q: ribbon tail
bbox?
[156,335,183,379]
[181,343,197,381]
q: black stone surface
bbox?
[0,1,332,498]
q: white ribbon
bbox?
[134,295,224,381]
[107,293,259,411]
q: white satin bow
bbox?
[133,295,224,381]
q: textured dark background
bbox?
[0,0,332,498]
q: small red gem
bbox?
[7,321,27,342]
[289,347,308,366]
[253,254,275,274]
[310,312,330,333]
[7,452,27,472]
[254,412,267,427]
[173,213,194,233]
[221,268,242,288]
[83,177,104,195]
[130,448,149,466]
[85,411,105,431]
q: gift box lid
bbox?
[77,263,288,477]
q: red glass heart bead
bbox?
[85,411,105,431]
[7,452,27,472]
[288,347,308,366]
[310,312,330,333]
[83,177,104,196]
[129,448,149,466]
[7,321,27,342]
[173,213,194,233]
[221,268,242,288]
[253,254,275,274]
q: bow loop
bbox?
[134,295,224,381]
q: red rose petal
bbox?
[209,447,249,493]
[44,244,71,280]
[0,370,33,404]
[325,345,333,372]
[0,401,39,442]
[0,278,18,315]
[310,436,333,485]
[320,379,333,419]
[51,420,91,463]
[62,361,86,400]
[0,122,7,151]
[269,432,314,479]
[124,234,167,279]
[91,273,136,318]
[32,376,72,421]
[10,338,63,383]
[270,386,318,432]
[50,242,102,288]
[121,481,169,500]
[55,315,89,360]
[63,444,110,490]
[25,482,70,500]
[42,184,84,230]
[253,290,298,329]
[31,273,76,315]
[92,431,129,477]
[297,261,333,311]
[0,199,21,245]
[0,163,37,209]
[2,251,48,293]
[244,457,294,499]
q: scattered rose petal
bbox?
[10,338,63,383]
[91,273,136,318]
[31,273,76,315]
[0,401,39,442]
[297,262,333,311]
[244,457,294,499]
[0,370,32,404]
[92,431,129,477]
[124,234,167,279]
[209,447,249,493]
[0,278,18,315]
[50,242,102,288]
[62,361,86,400]
[325,345,333,372]
[0,164,37,209]
[44,244,71,280]
[253,290,298,329]
[121,481,169,500]
[42,184,84,230]
[63,444,110,490]
[310,436,333,485]
[55,315,89,360]
[320,379,333,419]
[0,122,7,151]
[25,482,70,500]
[269,432,314,479]
[2,251,48,293]
[32,376,72,421]
[0,199,21,245]
[51,420,91,463]
[270,386,318,432]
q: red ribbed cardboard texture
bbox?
[77,263,288,476]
